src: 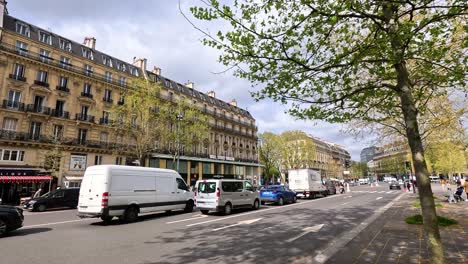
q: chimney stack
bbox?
[229,99,237,107]
[207,91,216,98]
[185,81,194,89]
[0,0,8,29]
[133,58,147,71]
[83,37,96,49]
[152,66,161,75]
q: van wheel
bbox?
[36,204,46,212]
[253,199,260,210]
[184,200,194,213]
[123,206,139,223]
[292,196,297,203]
[277,197,284,206]
[261,201,265,205]
[200,210,209,215]
[0,219,7,236]
[101,216,113,224]
[223,203,232,215]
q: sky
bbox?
[6,0,373,160]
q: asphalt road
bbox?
[0,185,405,264]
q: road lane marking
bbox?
[386,191,393,194]
[212,218,262,231]
[166,215,208,224]
[313,192,406,263]
[22,219,95,229]
[376,197,383,200]
[379,191,386,193]
[344,196,352,198]
[370,191,377,193]
[342,202,349,206]
[186,194,340,227]
[286,224,324,243]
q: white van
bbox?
[288,169,328,198]
[77,165,194,223]
[195,178,260,215]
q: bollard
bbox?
[346,183,351,193]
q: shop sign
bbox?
[70,154,87,171]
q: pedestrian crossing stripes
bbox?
[351,190,397,194]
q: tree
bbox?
[351,161,368,178]
[258,132,283,180]
[189,1,467,262]
[280,131,316,171]
[159,97,210,171]
[426,141,467,178]
[111,79,169,166]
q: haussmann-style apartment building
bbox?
[0,2,261,204]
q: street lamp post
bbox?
[176,113,184,172]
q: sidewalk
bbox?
[327,185,468,264]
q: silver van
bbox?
[195,178,260,215]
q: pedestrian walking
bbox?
[441,178,447,192]
[464,177,468,202]
[33,188,42,198]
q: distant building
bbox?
[360,146,380,163]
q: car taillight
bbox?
[216,188,220,198]
[101,192,109,207]
[273,189,278,193]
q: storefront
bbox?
[0,168,53,205]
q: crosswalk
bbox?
[352,190,398,194]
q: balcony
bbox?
[8,74,26,82]
[80,92,93,99]
[50,109,70,119]
[26,104,51,115]
[99,118,111,125]
[75,113,95,123]
[2,100,25,111]
[102,97,113,104]
[33,80,50,88]
[56,86,70,93]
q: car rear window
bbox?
[198,182,217,193]
[222,181,244,192]
[264,186,283,191]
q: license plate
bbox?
[79,206,88,208]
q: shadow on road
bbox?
[3,227,52,238]
[140,207,376,264]
[90,209,196,226]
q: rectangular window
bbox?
[33,95,44,111]
[84,64,93,76]
[39,49,51,63]
[3,150,10,161]
[15,22,30,37]
[78,129,87,144]
[55,100,65,114]
[59,76,68,88]
[104,71,112,83]
[7,90,21,107]
[115,157,123,165]
[104,89,112,101]
[12,63,25,79]
[38,31,52,45]
[59,56,71,69]
[59,38,72,52]
[80,105,89,117]
[94,155,103,165]
[83,83,92,95]
[53,125,63,140]
[119,76,126,86]
[15,41,28,55]
[130,67,139,76]
[117,62,126,71]
[29,122,42,140]
[2,118,17,131]
[36,70,48,83]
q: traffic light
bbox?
[405,161,411,170]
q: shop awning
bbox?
[0,176,53,182]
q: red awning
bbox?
[0,176,52,182]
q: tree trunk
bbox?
[395,62,445,264]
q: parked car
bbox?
[24,188,80,212]
[389,181,401,190]
[0,205,24,236]
[429,176,440,183]
[259,185,297,205]
[78,165,194,223]
[324,181,337,195]
[196,178,260,215]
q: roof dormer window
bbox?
[117,62,126,72]
[15,22,30,37]
[39,31,52,45]
[102,56,113,67]
[81,47,94,60]
[130,67,139,77]
[59,38,72,52]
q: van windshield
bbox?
[198,182,216,193]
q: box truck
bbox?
[288,169,328,198]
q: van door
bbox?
[221,181,243,207]
[78,173,106,214]
[156,175,175,206]
[175,177,190,207]
[242,181,255,206]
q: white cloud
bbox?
[6,0,372,159]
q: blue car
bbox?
[259,185,297,206]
